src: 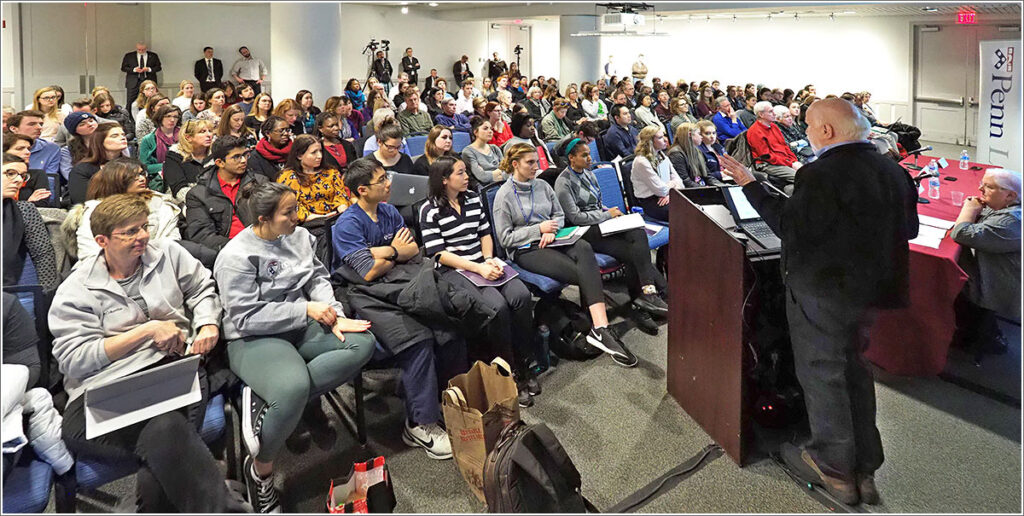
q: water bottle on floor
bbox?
[960,150,970,170]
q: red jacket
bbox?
[746,120,797,167]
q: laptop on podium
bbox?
[722,185,782,251]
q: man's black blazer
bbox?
[452,61,473,84]
[193,58,224,84]
[120,51,161,87]
[742,141,920,309]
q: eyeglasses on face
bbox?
[381,142,401,151]
[366,172,393,187]
[271,128,293,135]
[111,224,154,239]
[3,170,29,181]
[39,95,58,101]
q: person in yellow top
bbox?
[275,134,352,221]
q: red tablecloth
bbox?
[864,157,999,375]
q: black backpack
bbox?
[534,298,602,361]
[483,421,598,513]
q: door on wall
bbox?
[913,22,1021,145]
[18,3,147,108]
[487,23,531,80]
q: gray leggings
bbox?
[227,318,375,462]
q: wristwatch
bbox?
[385,245,399,261]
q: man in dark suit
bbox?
[193,47,223,93]
[487,52,507,83]
[452,55,473,85]
[120,42,161,106]
[422,69,440,94]
[371,50,393,95]
[401,47,420,88]
[719,98,919,507]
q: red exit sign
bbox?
[957,11,977,24]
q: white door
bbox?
[510,25,531,78]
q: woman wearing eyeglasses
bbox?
[161,119,215,203]
[31,86,66,142]
[74,157,215,267]
[247,116,293,181]
[485,101,512,148]
[2,153,59,313]
[138,105,181,186]
[370,123,415,176]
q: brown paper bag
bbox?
[443,358,520,502]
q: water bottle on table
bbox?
[959,150,970,170]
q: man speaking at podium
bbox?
[719,98,918,506]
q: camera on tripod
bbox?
[362,39,379,55]
[513,44,523,55]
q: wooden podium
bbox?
[666,188,780,466]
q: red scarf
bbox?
[323,141,348,168]
[255,138,292,164]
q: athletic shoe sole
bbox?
[586,333,638,368]
[241,387,261,458]
[401,427,453,460]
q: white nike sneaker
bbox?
[401,420,453,460]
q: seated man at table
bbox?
[950,168,1022,360]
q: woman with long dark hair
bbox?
[314,113,356,171]
[345,78,366,111]
[138,105,181,182]
[418,155,539,406]
[276,134,351,221]
[295,89,321,135]
[412,125,457,176]
[68,123,128,205]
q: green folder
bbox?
[555,226,579,240]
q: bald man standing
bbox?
[720,98,919,506]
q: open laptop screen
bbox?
[724,186,761,222]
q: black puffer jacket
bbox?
[162,149,214,199]
[184,168,267,253]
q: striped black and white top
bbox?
[418,191,491,264]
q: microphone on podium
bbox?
[904,145,934,170]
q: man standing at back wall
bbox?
[194,47,224,93]
[120,42,161,107]
[230,46,268,95]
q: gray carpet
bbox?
[50,287,1022,513]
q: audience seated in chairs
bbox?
[630,125,683,223]
[331,158,461,462]
[9,111,66,187]
[138,105,181,185]
[3,135,51,206]
[418,155,541,407]
[247,116,293,181]
[667,123,723,188]
[197,88,227,128]
[774,105,813,163]
[485,101,513,148]
[746,100,801,194]
[553,138,668,319]
[361,111,411,156]
[180,93,207,124]
[604,104,640,160]
[244,92,274,137]
[2,154,60,310]
[370,123,416,176]
[491,143,638,367]
[213,181,375,513]
[296,89,320,136]
[551,120,599,171]
[696,120,729,181]
[68,123,128,205]
[316,113,357,171]
[413,125,458,176]
[184,135,267,256]
[324,95,362,141]
[462,116,506,187]
[276,134,352,222]
[134,93,169,141]
[541,98,572,142]
[397,90,434,136]
[668,97,698,137]
[434,97,472,133]
[633,93,664,132]
[49,193,240,513]
[62,111,102,171]
[344,78,366,112]
[217,104,259,149]
[712,97,745,143]
[129,80,159,121]
[92,92,135,142]
[951,168,1022,362]
[162,118,215,202]
[273,98,306,137]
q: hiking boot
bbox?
[241,385,269,458]
[630,303,660,336]
[587,327,638,368]
[858,474,881,505]
[780,443,859,505]
[244,454,281,513]
[402,420,453,460]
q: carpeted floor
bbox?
[61,290,1021,513]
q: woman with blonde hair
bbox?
[244,92,274,136]
[667,122,716,188]
[31,86,66,141]
[491,142,638,367]
[630,125,682,222]
[173,80,196,112]
[162,118,215,201]
[131,79,160,120]
[669,97,698,135]
[218,104,258,148]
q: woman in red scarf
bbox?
[313,113,355,173]
[248,115,294,181]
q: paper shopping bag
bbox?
[443,358,520,502]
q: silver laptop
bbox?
[84,355,202,439]
[387,172,430,207]
[722,186,782,251]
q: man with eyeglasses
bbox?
[951,168,1022,362]
[120,42,162,107]
[49,193,245,512]
[185,135,267,255]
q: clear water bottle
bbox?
[928,176,941,199]
[928,159,940,179]
[960,150,970,170]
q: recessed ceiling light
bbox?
[922,6,939,12]
[429,2,438,6]
[401,6,409,14]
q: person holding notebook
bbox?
[491,143,637,368]
[49,194,244,513]
[418,155,539,407]
[553,138,667,318]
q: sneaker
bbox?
[630,303,660,336]
[517,383,534,408]
[402,420,453,460]
[634,291,668,317]
[241,386,269,458]
[526,374,542,396]
[244,454,281,513]
[587,327,638,368]
[858,474,881,505]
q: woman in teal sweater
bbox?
[139,105,181,191]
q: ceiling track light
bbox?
[794,13,799,21]
[401,6,408,14]
[706,15,711,22]
[767,13,773,21]
[732,14,737,22]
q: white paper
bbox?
[918,214,956,230]
[937,158,950,169]
[908,224,948,249]
[599,212,645,236]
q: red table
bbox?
[864,156,998,376]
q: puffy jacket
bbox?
[184,169,266,253]
[2,364,73,475]
[162,146,214,201]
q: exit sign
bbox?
[957,11,977,24]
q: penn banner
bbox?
[978,39,1022,171]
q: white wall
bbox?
[339,3,489,88]
[530,19,560,78]
[148,3,271,94]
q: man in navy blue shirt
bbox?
[604,104,639,160]
[8,111,63,181]
[331,158,457,461]
[712,98,745,143]
[433,98,471,133]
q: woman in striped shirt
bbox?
[418,155,539,407]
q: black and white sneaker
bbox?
[241,385,269,458]
[634,291,669,317]
[630,303,660,336]
[517,382,534,408]
[587,327,638,368]
[244,454,281,513]
[402,420,453,460]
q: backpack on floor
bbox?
[533,298,602,361]
[482,421,598,513]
